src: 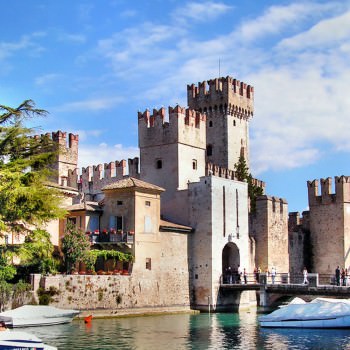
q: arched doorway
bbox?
[222,243,240,282]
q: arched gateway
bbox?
[222,242,240,279]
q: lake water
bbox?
[23,311,350,349]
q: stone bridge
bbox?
[219,273,350,308]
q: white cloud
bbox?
[35,73,61,86]
[0,33,46,60]
[237,2,340,42]
[278,10,350,51]
[54,96,124,112]
[172,1,232,23]
[58,33,87,44]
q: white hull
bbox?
[11,315,77,328]
[0,330,57,350]
[261,315,350,328]
[0,305,79,328]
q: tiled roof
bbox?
[160,219,193,233]
[66,201,102,212]
[102,177,164,192]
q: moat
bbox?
[25,312,350,349]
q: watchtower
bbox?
[187,76,254,170]
[138,106,206,224]
[307,176,350,273]
[51,131,79,186]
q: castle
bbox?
[30,75,350,311]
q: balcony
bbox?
[87,230,134,245]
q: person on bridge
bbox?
[335,266,341,286]
[243,268,247,284]
[271,266,276,284]
[303,267,308,284]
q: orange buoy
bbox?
[84,315,93,323]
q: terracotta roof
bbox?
[46,181,78,194]
[66,201,102,212]
[160,219,193,233]
[102,177,164,192]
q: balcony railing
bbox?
[87,231,134,244]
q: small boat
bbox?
[0,305,80,328]
[260,297,350,328]
[0,330,57,349]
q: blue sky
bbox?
[1,0,350,213]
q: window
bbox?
[209,120,213,127]
[146,258,152,270]
[144,215,152,233]
[206,145,213,157]
[117,200,123,206]
[192,159,197,170]
[116,216,123,231]
[156,159,162,169]
[233,120,236,126]
[145,201,151,206]
[4,235,8,245]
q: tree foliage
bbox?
[0,100,67,233]
[62,223,91,272]
[18,229,58,274]
[234,155,264,213]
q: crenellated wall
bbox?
[187,76,254,118]
[66,158,137,200]
[138,106,206,150]
[250,195,289,273]
[187,76,253,170]
[306,176,350,273]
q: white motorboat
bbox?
[260,297,350,328]
[0,330,57,349]
[0,305,80,328]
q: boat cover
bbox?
[260,298,350,322]
[0,305,79,323]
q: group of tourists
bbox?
[224,265,249,284]
[335,266,350,286]
[224,265,279,284]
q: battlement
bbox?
[307,176,350,205]
[187,76,254,118]
[138,105,206,150]
[205,162,266,192]
[32,130,79,149]
[138,106,206,129]
[51,130,79,149]
[256,195,288,214]
[67,158,136,195]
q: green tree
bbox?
[234,155,264,213]
[62,223,91,273]
[0,100,66,234]
[18,229,58,274]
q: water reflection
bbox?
[21,311,350,349]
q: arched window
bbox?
[233,120,236,126]
[209,120,213,127]
[192,159,197,170]
[156,159,162,169]
[207,144,213,157]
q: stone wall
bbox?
[250,195,289,273]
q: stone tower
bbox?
[250,195,289,274]
[138,106,206,224]
[187,76,254,170]
[51,131,79,186]
[307,176,350,273]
